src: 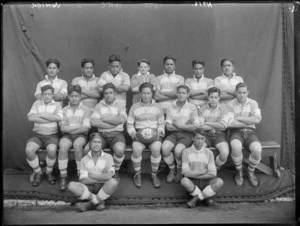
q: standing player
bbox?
[181,129,224,208]
[58,85,91,191]
[97,54,130,108]
[154,55,184,114]
[67,132,119,212]
[131,59,159,104]
[26,85,63,187]
[127,82,165,188]
[162,85,198,183]
[71,58,100,111]
[227,82,262,187]
[35,58,68,106]
[90,83,127,182]
[213,59,244,103]
[198,87,230,170]
[185,59,213,108]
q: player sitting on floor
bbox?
[181,129,224,208]
[26,84,63,187]
[127,82,165,188]
[227,82,262,187]
[58,85,91,191]
[67,132,119,212]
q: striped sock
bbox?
[131,155,142,172]
[27,157,42,174]
[46,156,56,173]
[215,155,226,167]
[114,154,125,171]
[202,185,216,199]
[248,155,261,172]
[58,159,68,177]
[79,186,93,201]
[151,155,161,173]
[231,154,243,170]
[163,154,175,169]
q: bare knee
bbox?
[113,143,125,157]
[25,144,39,159]
[108,177,119,188]
[211,177,224,191]
[46,144,57,157]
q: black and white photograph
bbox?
[3,1,297,224]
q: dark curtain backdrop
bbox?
[3,3,293,170]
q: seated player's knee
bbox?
[73,142,84,151]
[211,177,224,191]
[67,181,76,191]
[46,144,57,157]
[108,177,119,188]
[180,177,190,186]
[174,145,185,159]
[217,143,229,159]
[249,142,262,157]
[113,143,125,156]
[25,143,39,159]
[162,141,173,156]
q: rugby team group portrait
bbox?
[25,53,263,212]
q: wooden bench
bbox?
[37,141,281,178]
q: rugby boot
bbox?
[32,172,43,187]
[133,171,142,188]
[95,200,106,211]
[151,172,161,188]
[46,172,56,185]
[59,177,67,191]
[114,170,120,182]
[75,201,95,212]
[186,195,199,208]
[174,170,183,183]
[246,170,259,187]
[166,168,175,183]
[234,169,244,186]
[204,197,214,207]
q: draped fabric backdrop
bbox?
[3,3,294,171]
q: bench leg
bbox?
[269,153,281,178]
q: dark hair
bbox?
[220,58,234,67]
[207,87,221,97]
[81,58,95,68]
[41,84,54,93]
[89,132,105,149]
[137,59,150,67]
[68,85,82,95]
[176,84,190,93]
[192,59,205,68]
[109,54,121,64]
[103,82,116,92]
[193,128,206,137]
[139,82,154,93]
[163,55,176,64]
[46,58,60,68]
[235,82,248,91]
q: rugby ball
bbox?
[136,128,158,144]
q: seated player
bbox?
[34,58,68,106]
[127,82,165,188]
[185,59,213,108]
[71,58,100,110]
[181,129,224,208]
[154,55,184,114]
[198,87,230,170]
[58,85,91,191]
[213,59,244,104]
[131,59,159,104]
[89,83,127,182]
[67,132,119,212]
[227,82,262,187]
[97,54,130,108]
[26,84,63,187]
[162,84,198,183]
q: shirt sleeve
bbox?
[185,78,191,89]
[225,103,235,127]
[207,150,217,176]
[219,105,229,128]
[165,107,173,124]
[119,106,128,122]
[150,74,159,90]
[90,104,101,120]
[97,72,108,87]
[60,80,68,97]
[106,155,115,175]
[34,82,42,96]
[126,105,136,136]
[181,149,190,175]
[157,105,165,135]
[122,72,131,86]
[79,158,89,180]
[213,77,223,91]
[27,101,39,116]
[177,75,185,86]
[207,78,214,88]
[71,77,78,86]
[54,103,63,121]
[59,108,68,126]
[83,108,91,128]
[250,100,262,121]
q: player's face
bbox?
[164,59,175,74]
[104,88,115,103]
[109,61,122,76]
[141,87,153,103]
[42,89,54,104]
[222,61,235,76]
[68,91,81,106]
[208,92,220,107]
[236,87,249,103]
[193,64,204,78]
[193,133,206,149]
[82,63,94,78]
[177,88,189,102]
[139,62,150,75]
[46,63,59,77]
[90,137,102,152]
